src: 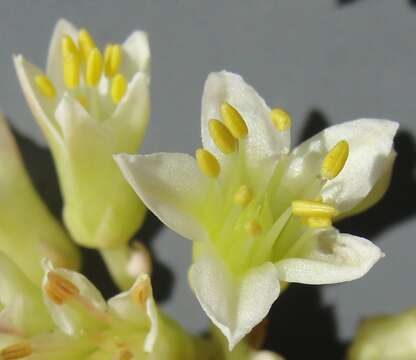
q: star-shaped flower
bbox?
[13,19,150,261]
[115,71,398,348]
[0,252,195,359]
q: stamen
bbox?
[78,29,95,62]
[234,185,253,206]
[63,54,80,89]
[306,216,332,229]
[131,278,151,306]
[118,349,133,360]
[34,75,56,98]
[45,272,80,305]
[270,108,291,131]
[291,200,338,218]
[195,149,220,178]
[220,102,248,139]
[85,48,103,87]
[61,35,79,61]
[208,119,237,154]
[76,95,88,109]
[111,74,127,104]
[104,44,122,78]
[244,219,262,236]
[0,342,32,360]
[321,140,349,180]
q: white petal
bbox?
[46,18,78,92]
[13,55,62,147]
[41,259,107,336]
[107,72,150,150]
[114,153,208,241]
[201,71,286,165]
[251,351,285,360]
[275,231,383,285]
[338,150,396,219]
[189,248,280,349]
[286,118,398,212]
[108,273,158,353]
[121,31,151,79]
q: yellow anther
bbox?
[85,48,103,87]
[34,75,56,98]
[78,28,95,62]
[195,149,220,178]
[76,95,88,109]
[104,44,122,78]
[321,140,349,180]
[270,108,292,131]
[111,74,127,104]
[0,342,32,360]
[244,219,262,236]
[63,54,80,89]
[291,200,338,218]
[306,216,332,229]
[220,102,248,139]
[131,278,151,306]
[61,35,79,61]
[45,272,80,305]
[234,185,253,206]
[208,119,237,154]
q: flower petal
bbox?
[201,71,286,166]
[13,55,62,147]
[121,31,151,79]
[108,273,157,353]
[275,231,383,284]
[41,260,107,336]
[285,118,398,212]
[0,252,52,335]
[189,247,280,349]
[107,72,150,150]
[46,18,78,93]
[114,153,209,241]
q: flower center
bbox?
[195,103,349,274]
[34,27,129,119]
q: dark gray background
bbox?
[1,0,415,357]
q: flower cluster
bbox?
[0,17,401,360]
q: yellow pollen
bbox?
[61,35,79,61]
[104,44,122,78]
[111,74,127,104]
[244,219,262,236]
[118,349,133,360]
[131,279,151,306]
[291,200,338,218]
[63,54,80,89]
[220,102,248,139]
[195,148,220,178]
[76,95,88,109]
[0,342,32,360]
[208,119,237,154]
[270,108,292,131]
[34,75,56,98]
[85,48,103,87]
[321,140,349,180]
[78,29,95,62]
[234,185,253,206]
[45,272,80,305]
[306,216,332,229]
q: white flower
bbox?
[0,113,79,284]
[0,252,195,359]
[13,18,150,253]
[115,71,398,349]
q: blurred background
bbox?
[0,0,415,358]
